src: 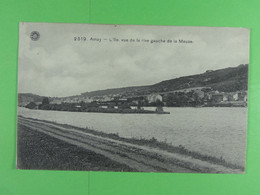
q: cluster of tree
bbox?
[163,92,204,107]
[210,79,248,92]
[25,102,37,109]
[25,97,50,109]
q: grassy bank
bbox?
[17,123,136,171]
[19,116,244,171]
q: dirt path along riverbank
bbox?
[17,116,243,173]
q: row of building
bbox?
[47,88,247,107]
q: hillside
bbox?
[18,93,44,106]
[150,64,248,93]
[81,86,149,97]
[81,64,248,97]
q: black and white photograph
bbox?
[17,23,249,173]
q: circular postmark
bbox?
[30,31,40,41]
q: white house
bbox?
[233,93,239,101]
[147,94,163,103]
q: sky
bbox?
[18,23,250,97]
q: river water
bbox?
[18,107,247,167]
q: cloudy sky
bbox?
[18,23,250,97]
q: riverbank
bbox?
[17,123,135,171]
[17,116,244,173]
[27,105,170,114]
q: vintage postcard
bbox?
[17,22,249,173]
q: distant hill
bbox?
[18,64,248,105]
[150,64,248,93]
[81,64,248,97]
[18,93,45,106]
[81,86,149,97]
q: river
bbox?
[17,107,247,167]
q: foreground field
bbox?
[17,116,244,173]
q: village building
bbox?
[102,96,112,102]
[233,93,239,101]
[238,91,248,101]
[194,89,205,99]
[50,99,62,104]
[82,97,93,103]
[244,95,248,102]
[210,93,224,103]
[206,91,216,100]
[223,94,229,101]
[147,94,163,103]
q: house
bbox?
[238,91,248,101]
[102,96,112,102]
[147,94,163,103]
[233,93,239,101]
[194,89,205,99]
[211,94,224,103]
[223,94,229,101]
[82,97,93,103]
[244,95,248,102]
[50,99,62,104]
[206,91,216,100]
